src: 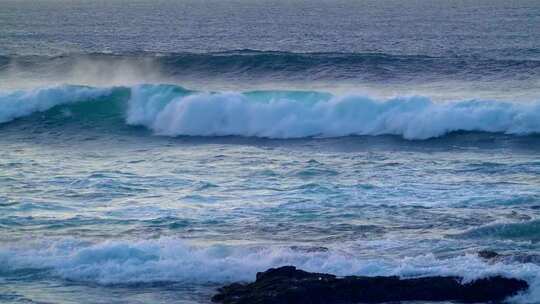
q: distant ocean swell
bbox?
[1,84,540,140]
[1,50,540,81]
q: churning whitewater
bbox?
[2,1,540,303]
[1,84,540,140]
[1,237,539,294]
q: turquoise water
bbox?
[1,85,540,303]
[1,1,540,303]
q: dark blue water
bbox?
[1,1,540,303]
[1,0,539,58]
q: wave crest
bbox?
[2,51,540,81]
[1,84,540,140]
[0,85,112,124]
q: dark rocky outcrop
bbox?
[479,250,540,264]
[478,250,501,260]
[212,266,528,304]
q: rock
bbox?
[478,250,540,264]
[478,249,500,260]
[212,266,528,304]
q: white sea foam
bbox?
[127,85,540,139]
[1,84,540,140]
[0,237,538,302]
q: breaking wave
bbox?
[1,84,540,140]
[0,237,539,302]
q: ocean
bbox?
[1,0,540,303]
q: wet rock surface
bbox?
[479,250,540,264]
[212,266,528,304]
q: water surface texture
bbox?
[1,1,540,303]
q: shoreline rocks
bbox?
[212,266,528,304]
[479,249,540,264]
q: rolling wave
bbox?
[455,220,540,242]
[1,84,540,140]
[1,50,540,82]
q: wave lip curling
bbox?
[1,84,540,140]
[127,85,540,140]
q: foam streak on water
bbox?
[1,98,540,302]
[1,1,540,303]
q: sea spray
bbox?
[1,84,539,140]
